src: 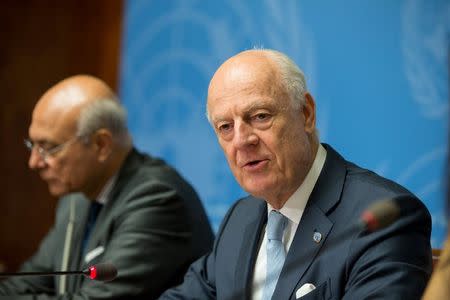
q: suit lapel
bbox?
[80,150,139,268]
[273,144,347,299]
[234,200,267,299]
[64,195,90,292]
[65,151,141,291]
[72,196,91,265]
[273,203,333,299]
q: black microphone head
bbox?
[360,198,401,232]
[83,263,117,282]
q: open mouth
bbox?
[246,160,262,166]
[243,159,268,170]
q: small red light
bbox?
[362,211,379,232]
[89,266,97,280]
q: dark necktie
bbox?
[81,202,103,255]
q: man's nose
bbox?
[233,122,258,149]
[28,148,46,170]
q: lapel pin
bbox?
[313,231,322,244]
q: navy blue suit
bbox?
[160,144,432,299]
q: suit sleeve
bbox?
[0,181,207,300]
[342,195,433,299]
[158,199,242,300]
[0,229,57,297]
[0,200,65,297]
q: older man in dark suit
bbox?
[0,75,214,299]
[159,49,432,299]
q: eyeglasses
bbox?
[24,136,82,162]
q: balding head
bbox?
[33,75,130,145]
[28,75,131,199]
[33,75,119,135]
[207,49,308,122]
[206,49,318,208]
[38,74,118,109]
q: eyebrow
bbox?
[244,101,275,113]
[211,100,276,124]
[28,137,59,146]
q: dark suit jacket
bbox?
[160,144,432,300]
[0,148,214,299]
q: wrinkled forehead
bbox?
[210,52,276,88]
[207,54,286,118]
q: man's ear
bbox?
[302,92,316,135]
[92,129,113,162]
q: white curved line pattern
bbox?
[401,0,449,120]
[396,146,446,185]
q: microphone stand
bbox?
[0,270,84,278]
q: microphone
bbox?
[0,263,117,282]
[83,263,117,282]
[360,198,401,232]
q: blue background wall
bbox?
[119,0,449,247]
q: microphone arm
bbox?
[0,263,117,282]
[0,270,83,277]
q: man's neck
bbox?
[266,141,321,210]
[85,146,131,200]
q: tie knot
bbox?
[267,210,287,241]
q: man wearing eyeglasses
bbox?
[0,75,214,299]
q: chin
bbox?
[48,186,68,198]
[244,180,281,201]
[243,184,271,199]
[48,190,64,198]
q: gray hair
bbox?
[264,50,319,139]
[76,98,132,147]
[261,49,307,110]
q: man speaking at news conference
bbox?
[0,75,214,299]
[159,49,432,300]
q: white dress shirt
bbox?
[251,144,327,300]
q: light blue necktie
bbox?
[262,210,287,300]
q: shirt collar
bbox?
[96,174,118,205]
[268,144,327,225]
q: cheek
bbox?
[267,127,303,167]
[59,157,88,183]
[220,142,236,163]
[258,132,280,160]
[56,164,79,187]
[48,158,68,177]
